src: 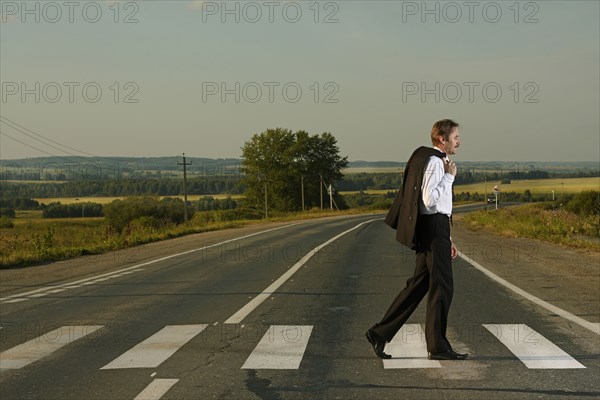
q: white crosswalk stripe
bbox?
[101,325,208,369]
[133,379,180,400]
[0,325,103,370]
[383,324,442,369]
[483,324,586,369]
[0,322,590,373]
[242,325,313,369]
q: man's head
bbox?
[431,119,460,156]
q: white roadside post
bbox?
[493,185,500,210]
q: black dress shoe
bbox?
[427,349,468,360]
[365,329,391,359]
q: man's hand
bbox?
[451,242,458,260]
[445,159,457,176]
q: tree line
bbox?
[1,177,243,199]
[1,167,596,201]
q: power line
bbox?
[0,115,137,167]
[0,116,98,159]
[0,130,126,181]
[1,118,92,162]
[1,130,63,158]
[0,116,198,180]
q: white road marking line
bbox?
[383,324,442,369]
[101,325,207,369]
[46,288,67,294]
[28,293,48,298]
[459,251,600,336]
[133,379,179,400]
[0,223,302,305]
[4,298,27,304]
[242,325,313,369]
[0,325,103,369]
[483,324,586,369]
[225,219,379,324]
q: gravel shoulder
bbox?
[451,213,600,323]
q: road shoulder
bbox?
[451,214,600,324]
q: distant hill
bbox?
[1,156,598,176]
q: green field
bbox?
[340,177,599,197]
[343,167,402,174]
[455,177,599,195]
[23,177,599,207]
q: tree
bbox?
[241,128,348,212]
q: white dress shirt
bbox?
[419,147,454,216]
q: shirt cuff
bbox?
[443,173,455,183]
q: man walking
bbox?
[365,119,468,361]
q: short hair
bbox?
[431,119,459,145]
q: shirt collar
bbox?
[433,146,449,162]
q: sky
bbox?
[0,0,599,163]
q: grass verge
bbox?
[0,208,381,268]
[462,204,599,251]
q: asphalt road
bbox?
[1,213,598,400]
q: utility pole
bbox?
[301,176,305,212]
[178,153,192,222]
[320,174,323,209]
[258,173,268,219]
[484,173,488,210]
[264,181,268,219]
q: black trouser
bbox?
[371,213,453,354]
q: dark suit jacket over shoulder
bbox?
[384,146,445,249]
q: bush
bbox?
[565,191,599,217]
[192,207,264,225]
[0,207,16,218]
[158,197,193,224]
[42,202,103,218]
[104,197,192,232]
[0,216,14,228]
[0,198,40,210]
[196,196,238,211]
[104,197,161,232]
[130,216,163,230]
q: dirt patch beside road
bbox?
[451,214,600,323]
